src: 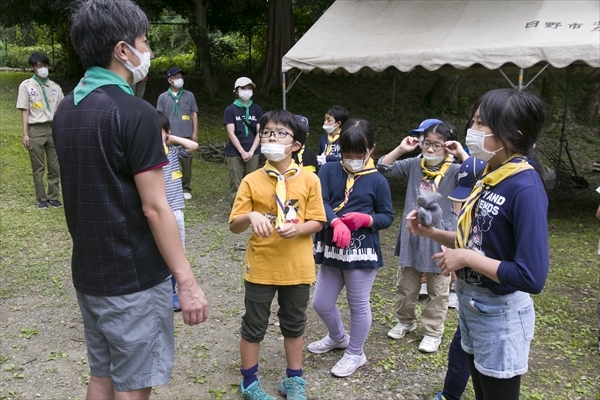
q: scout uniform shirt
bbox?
[16,77,64,123]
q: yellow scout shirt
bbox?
[16,77,64,124]
[229,168,326,285]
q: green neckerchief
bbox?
[233,99,253,136]
[32,75,51,111]
[167,88,185,116]
[74,66,134,106]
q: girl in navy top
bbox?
[407,89,549,400]
[310,119,394,378]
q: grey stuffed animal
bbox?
[416,192,443,227]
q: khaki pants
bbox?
[227,155,259,205]
[27,123,60,203]
[395,266,450,337]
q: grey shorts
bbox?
[76,278,174,392]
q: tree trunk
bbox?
[192,0,216,97]
[576,82,600,126]
[63,20,81,78]
[540,77,558,120]
[425,74,461,108]
[261,0,294,94]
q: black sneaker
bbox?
[48,200,63,208]
[37,201,49,209]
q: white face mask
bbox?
[238,90,253,102]
[115,42,151,85]
[422,153,446,166]
[323,124,336,134]
[261,143,292,162]
[171,78,184,89]
[466,128,504,162]
[36,67,49,79]
[342,156,369,173]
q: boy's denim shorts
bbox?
[456,279,535,379]
[76,278,174,391]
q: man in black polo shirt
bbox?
[52,0,208,398]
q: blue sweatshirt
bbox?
[457,168,549,295]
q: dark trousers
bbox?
[180,154,192,194]
[442,326,471,400]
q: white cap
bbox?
[234,77,255,91]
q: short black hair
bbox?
[473,88,546,179]
[327,105,349,125]
[70,0,148,69]
[157,111,170,132]
[339,119,375,155]
[28,52,49,67]
[259,110,307,148]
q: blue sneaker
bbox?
[279,376,306,399]
[172,291,181,312]
[241,379,275,400]
[430,392,447,400]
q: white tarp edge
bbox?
[282,0,600,74]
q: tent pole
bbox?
[282,72,287,110]
[498,68,517,89]
[391,69,397,138]
[518,69,524,91]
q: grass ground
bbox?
[0,70,598,399]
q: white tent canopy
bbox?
[282,0,600,75]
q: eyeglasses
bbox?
[421,141,444,151]
[259,130,294,139]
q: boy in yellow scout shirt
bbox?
[229,109,326,400]
[16,52,64,209]
[156,66,198,200]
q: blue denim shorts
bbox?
[76,278,174,391]
[456,280,535,379]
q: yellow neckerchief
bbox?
[420,155,453,193]
[264,160,300,230]
[325,132,340,155]
[333,158,377,213]
[297,145,305,166]
[455,155,533,249]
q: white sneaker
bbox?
[183,192,192,200]
[307,333,350,354]
[330,351,367,377]
[419,282,428,296]
[387,321,417,339]
[448,292,458,309]
[418,335,442,353]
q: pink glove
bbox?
[340,212,372,231]
[330,218,351,249]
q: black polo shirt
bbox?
[53,85,170,296]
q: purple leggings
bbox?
[311,265,378,355]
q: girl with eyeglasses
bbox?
[376,120,468,354]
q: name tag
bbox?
[181,115,190,121]
[172,171,182,180]
[33,101,43,109]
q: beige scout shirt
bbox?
[16,77,64,124]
